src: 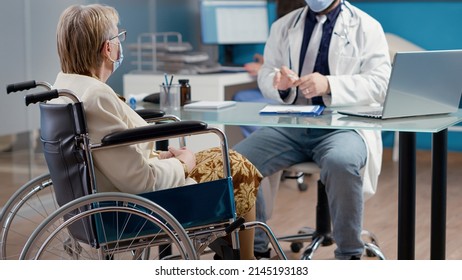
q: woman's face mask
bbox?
[305,0,335,13]
[112,44,124,73]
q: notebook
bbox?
[337,50,462,119]
[183,100,236,110]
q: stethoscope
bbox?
[333,1,353,45]
[288,0,353,69]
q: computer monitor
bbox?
[200,0,270,45]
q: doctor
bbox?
[233,0,391,259]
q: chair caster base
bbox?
[290,242,304,253]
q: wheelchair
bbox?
[3,81,286,260]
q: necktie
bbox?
[298,15,327,105]
[301,14,327,77]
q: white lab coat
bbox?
[258,2,392,199]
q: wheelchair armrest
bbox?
[101,120,208,146]
[134,109,165,120]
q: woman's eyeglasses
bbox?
[109,30,126,43]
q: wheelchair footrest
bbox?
[209,237,240,260]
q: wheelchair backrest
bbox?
[39,102,97,245]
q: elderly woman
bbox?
[53,4,262,260]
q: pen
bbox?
[163,73,169,87]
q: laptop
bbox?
[338,50,462,119]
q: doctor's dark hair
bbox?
[56,4,119,76]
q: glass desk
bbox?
[144,101,462,260]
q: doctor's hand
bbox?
[294,72,330,99]
[168,146,196,172]
[273,66,299,91]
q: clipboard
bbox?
[259,105,325,116]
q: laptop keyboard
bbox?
[358,110,383,118]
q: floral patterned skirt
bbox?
[189,147,262,217]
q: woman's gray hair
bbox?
[57,4,119,75]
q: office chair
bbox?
[279,162,327,192]
[275,162,386,260]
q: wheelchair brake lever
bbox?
[225,217,245,234]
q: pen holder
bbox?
[159,84,180,114]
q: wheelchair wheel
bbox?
[20,192,197,260]
[0,173,57,259]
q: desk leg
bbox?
[398,132,416,260]
[431,129,447,260]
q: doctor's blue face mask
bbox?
[305,0,336,13]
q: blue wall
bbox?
[355,1,462,51]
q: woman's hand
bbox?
[168,146,196,172]
[157,150,173,159]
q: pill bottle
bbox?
[178,79,191,106]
